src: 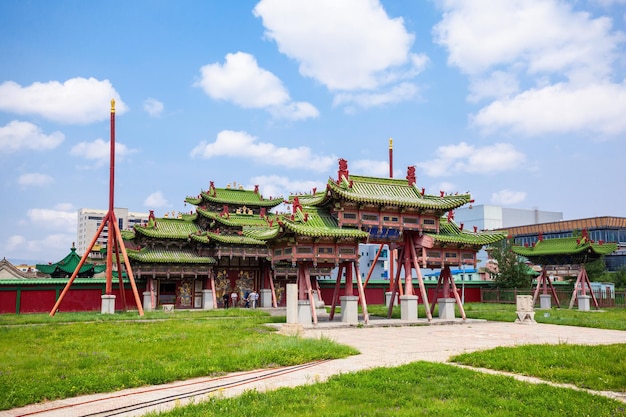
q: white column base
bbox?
[400,295,418,321]
[101,294,116,315]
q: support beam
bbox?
[354,260,369,324]
[532,266,560,308]
[408,235,432,321]
[270,269,278,308]
[569,265,599,310]
[363,243,384,289]
[329,263,344,321]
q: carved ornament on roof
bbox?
[406,166,416,186]
[337,158,349,183]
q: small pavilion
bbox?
[37,244,106,278]
[512,230,618,310]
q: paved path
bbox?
[4,319,626,417]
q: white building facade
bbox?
[77,208,150,256]
[454,205,563,266]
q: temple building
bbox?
[36,244,106,278]
[119,160,505,321]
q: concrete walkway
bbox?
[3,318,626,417]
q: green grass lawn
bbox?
[0,309,357,410]
[367,302,626,331]
[146,361,626,417]
[451,343,626,392]
[3,304,626,415]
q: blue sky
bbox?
[1,0,625,263]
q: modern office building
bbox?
[453,205,563,267]
[77,208,150,256]
[454,205,563,231]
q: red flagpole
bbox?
[389,138,393,178]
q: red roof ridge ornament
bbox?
[337,158,349,183]
[292,196,302,214]
[406,166,416,186]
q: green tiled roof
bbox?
[185,196,202,205]
[190,231,268,246]
[289,192,326,206]
[326,175,471,210]
[36,246,106,276]
[512,236,618,265]
[133,218,202,239]
[120,230,136,240]
[242,226,281,241]
[127,248,216,264]
[197,208,275,227]
[198,186,283,207]
[430,219,506,247]
[279,207,369,239]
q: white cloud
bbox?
[333,83,420,110]
[248,174,321,204]
[0,78,127,124]
[254,0,418,91]
[433,1,622,78]
[144,191,170,208]
[196,52,318,120]
[434,0,626,137]
[416,142,526,177]
[491,189,527,205]
[18,173,54,187]
[27,207,76,231]
[436,182,457,194]
[472,81,626,136]
[4,233,75,261]
[0,121,64,153]
[5,235,26,251]
[70,138,136,166]
[143,98,164,117]
[467,71,520,103]
[350,159,390,178]
[190,130,335,172]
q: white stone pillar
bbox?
[280,283,304,335]
[260,289,272,308]
[578,295,591,311]
[101,294,116,314]
[385,291,398,308]
[340,295,359,324]
[202,289,214,310]
[438,297,456,320]
[539,294,552,310]
[400,295,418,321]
[143,291,153,312]
[297,300,312,325]
[286,283,298,324]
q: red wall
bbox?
[0,291,17,314]
[20,290,58,313]
[0,283,146,314]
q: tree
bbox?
[585,257,606,281]
[487,238,533,288]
